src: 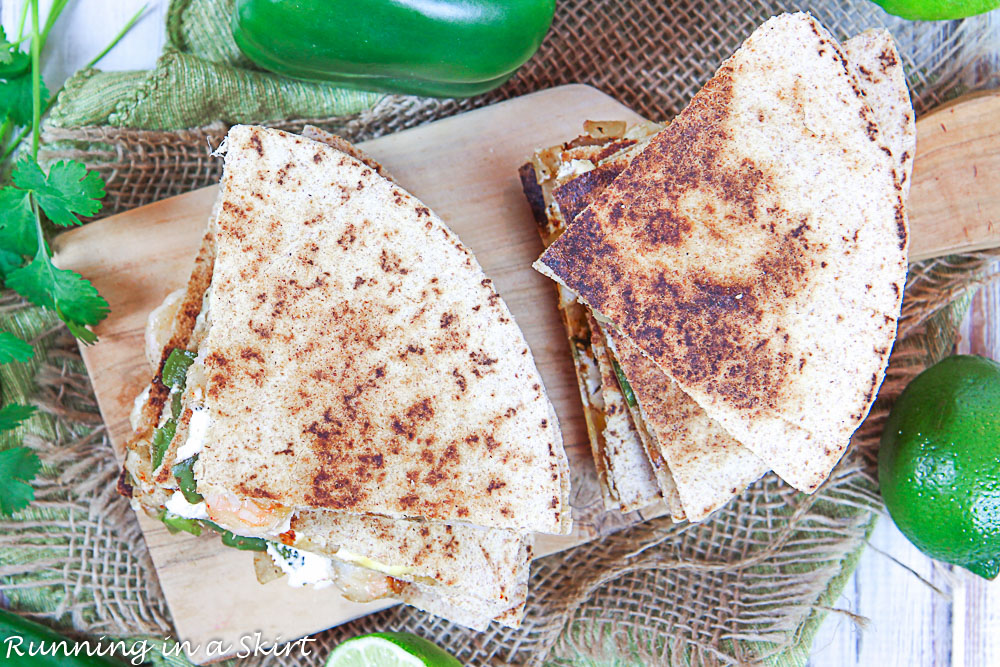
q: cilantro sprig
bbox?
[0,446,41,514]
[0,2,117,343]
[3,157,110,341]
[0,1,146,515]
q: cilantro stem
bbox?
[16,0,29,41]
[1,124,30,162]
[0,117,11,148]
[27,197,58,291]
[0,3,148,164]
[29,0,41,159]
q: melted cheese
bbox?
[556,158,595,180]
[145,289,185,369]
[333,547,416,578]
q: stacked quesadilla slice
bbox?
[523,14,914,520]
[121,125,572,630]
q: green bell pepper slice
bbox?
[150,418,176,471]
[232,0,555,97]
[172,456,203,504]
[160,511,203,537]
[151,348,195,470]
[612,359,637,408]
[202,521,270,552]
[161,348,196,388]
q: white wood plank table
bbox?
[6,1,998,663]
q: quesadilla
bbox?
[202,126,570,532]
[120,125,572,630]
[521,124,761,521]
[536,13,910,494]
[519,122,668,514]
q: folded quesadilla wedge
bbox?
[522,25,913,520]
[519,125,666,514]
[522,125,760,522]
[197,125,570,534]
[120,126,570,629]
[123,231,533,627]
[536,13,910,493]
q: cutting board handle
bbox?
[908,91,1000,262]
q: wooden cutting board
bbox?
[53,84,1000,663]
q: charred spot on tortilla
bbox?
[518,163,548,225]
[552,161,627,223]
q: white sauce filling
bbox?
[165,491,209,521]
[176,407,211,460]
[267,543,336,589]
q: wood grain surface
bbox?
[908,91,1000,262]
[13,2,1000,663]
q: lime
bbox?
[879,354,1000,580]
[325,632,462,667]
[870,0,999,20]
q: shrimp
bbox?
[204,489,292,535]
[329,559,406,603]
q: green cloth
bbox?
[48,0,380,130]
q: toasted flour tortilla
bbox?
[842,30,916,197]
[289,509,530,605]
[606,331,768,521]
[536,13,909,492]
[194,125,570,533]
[118,129,558,630]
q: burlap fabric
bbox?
[5,1,999,665]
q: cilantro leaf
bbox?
[0,331,33,364]
[0,404,36,430]
[0,51,29,75]
[0,69,46,126]
[0,446,41,515]
[13,159,104,227]
[0,25,14,65]
[5,253,109,331]
[0,186,38,258]
[0,248,23,278]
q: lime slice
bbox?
[325,633,462,667]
